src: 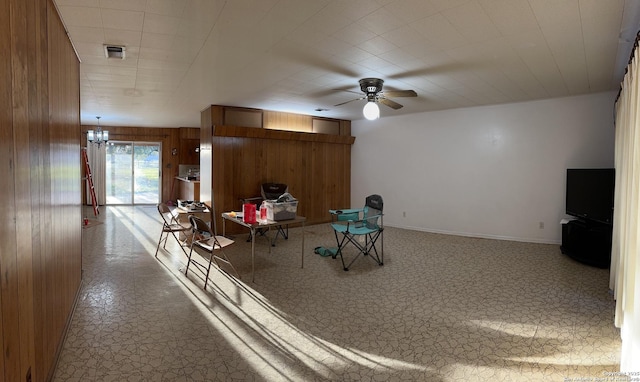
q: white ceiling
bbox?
[54,0,640,128]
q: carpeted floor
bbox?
[54,205,621,381]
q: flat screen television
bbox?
[566,168,615,225]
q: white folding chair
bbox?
[156,203,192,258]
[186,216,238,289]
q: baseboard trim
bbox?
[46,276,84,382]
[386,223,561,245]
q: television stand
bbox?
[560,219,612,268]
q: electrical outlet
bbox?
[403,211,406,218]
[539,222,544,229]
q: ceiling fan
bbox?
[334,78,417,120]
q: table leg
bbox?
[301,221,305,268]
[251,227,256,282]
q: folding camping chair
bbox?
[186,215,238,289]
[329,194,384,271]
[155,203,192,258]
[240,182,290,246]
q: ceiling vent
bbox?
[104,45,125,59]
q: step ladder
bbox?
[82,147,99,216]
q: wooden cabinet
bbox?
[179,128,200,165]
[200,105,355,234]
[177,177,200,201]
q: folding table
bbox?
[221,213,306,282]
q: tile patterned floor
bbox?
[53,206,622,381]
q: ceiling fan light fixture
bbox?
[363,101,380,120]
[334,77,416,117]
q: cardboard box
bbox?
[264,199,298,221]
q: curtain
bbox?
[85,139,106,206]
[611,38,640,371]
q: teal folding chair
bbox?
[329,194,384,271]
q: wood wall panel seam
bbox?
[0,0,11,355]
[7,0,32,380]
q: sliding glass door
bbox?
[106,142,161,205]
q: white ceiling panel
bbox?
[430,0,475,13]
[322,0,383,22]
[379,48,418,67]
[143,13,182,35]
[108,66,138,76]
[56,0,98,6]
[106,57,139,68]
[73,41,107,57]
[80,64,110,74]
[357,7,405,35]
[98,0,147,12]
[383,0,441,24]
[301,5,353,32]
[440,1,502,43]
[381,25,427,48]
[103,29,142,46]
[57,5,102,28]
[332,23,378,46]
[145,0,187,16]
[140,33,174,50]
[581,0,626,90]
[181,0,227,22]
[411,13,468,50]
[100,9,144,31]
[89,75,136,85]
[359,36,398,56]
[53,0,640,127]
[478,0,540,35]
[66,26,104,43]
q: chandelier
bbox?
[87,116,109,147]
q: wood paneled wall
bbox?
[179,127,200,166]
[80,126,199,204]
[1,1,81,381]
[201,106,355,234]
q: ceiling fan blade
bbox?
[382,90,417,98]
[380,98,403,110]
[334,97,364,107]
[337,89,364,96]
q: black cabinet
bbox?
[561,219,612,268]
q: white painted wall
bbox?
[351,92,616,244]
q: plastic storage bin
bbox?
[264,198,298,221]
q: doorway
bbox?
[106,142,161,205]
